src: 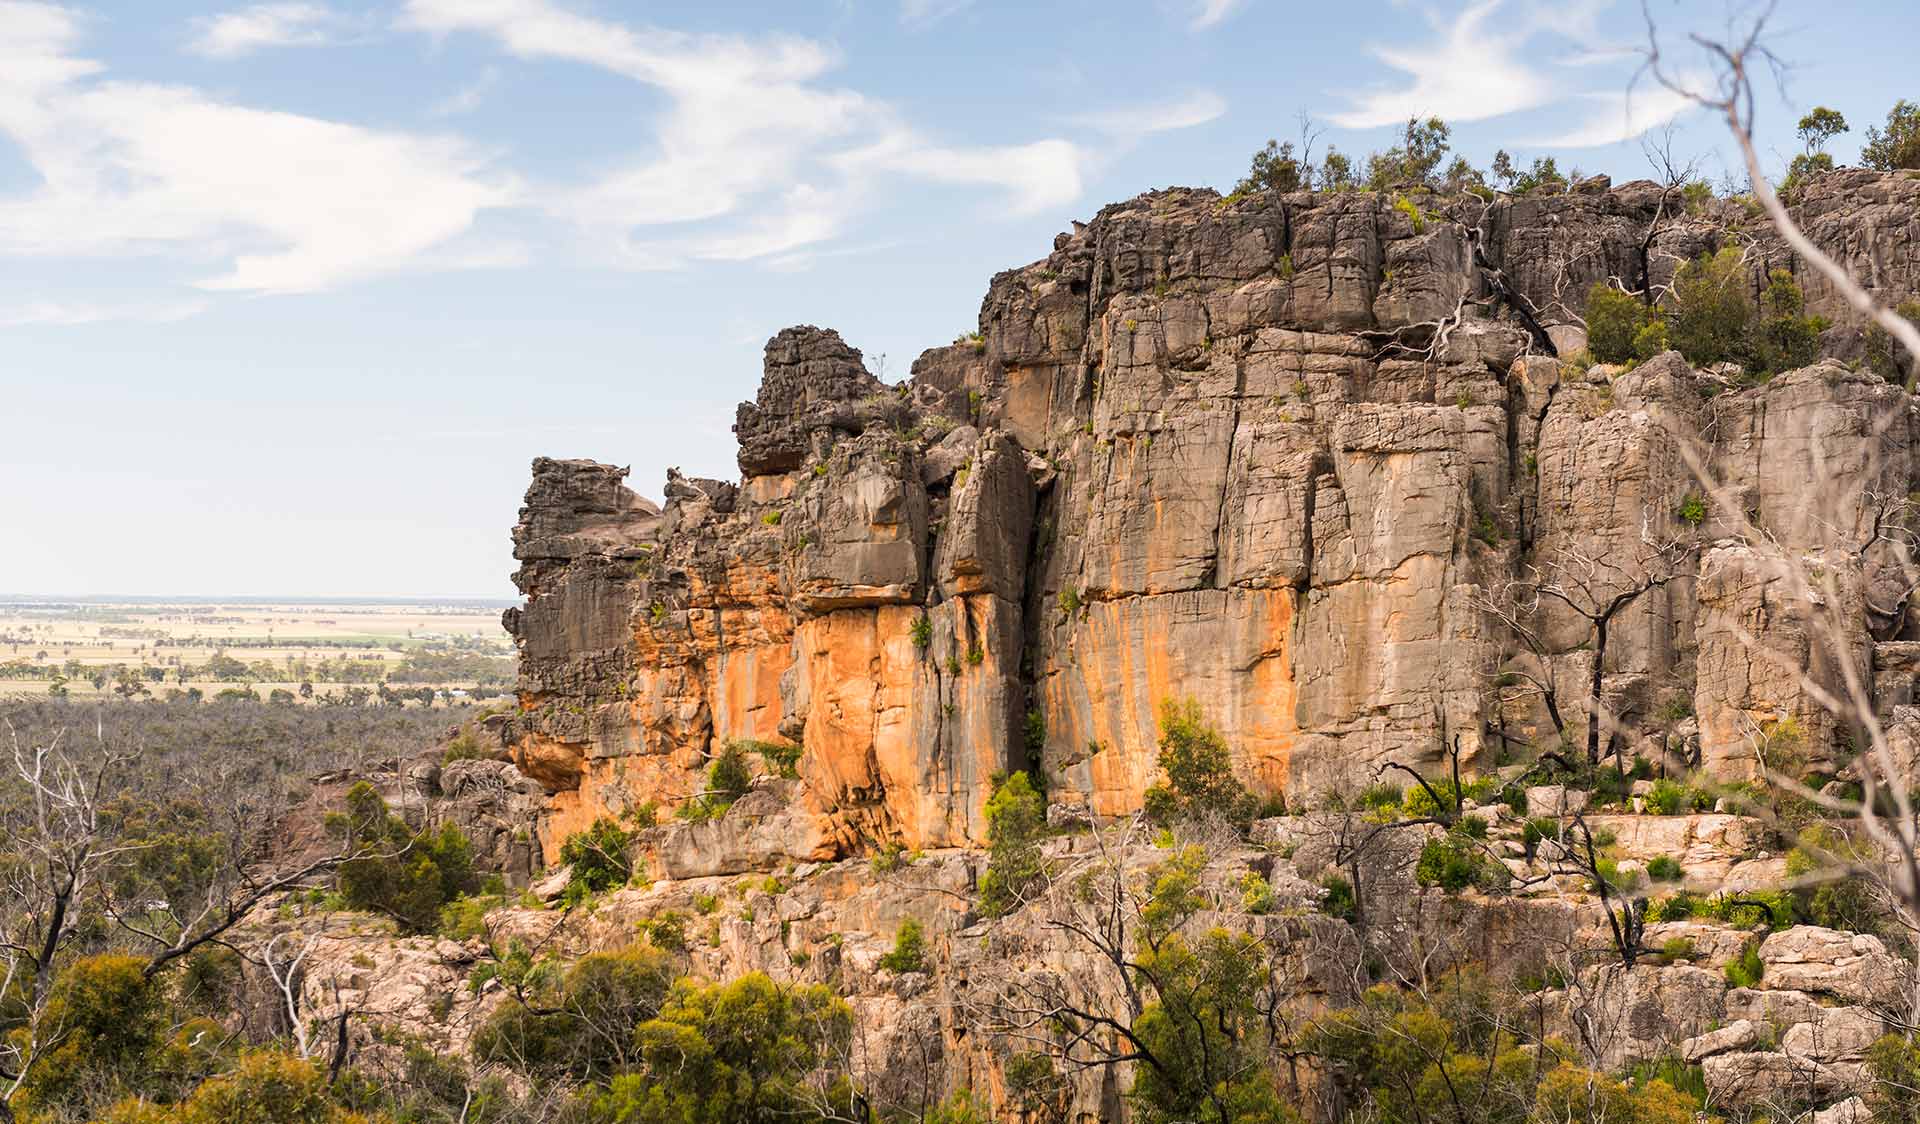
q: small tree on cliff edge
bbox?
[979,771,1046,917]
[1143,698,1259,828]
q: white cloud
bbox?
[400,0,1085,268]
[189,2,344,59]
[0,298,209,325]
[0,1,518,293]
[1332,0,1690,148]
[1189,0,1245,30]
[1331,0,1553,128]
[1540,81,1700,148]
[1069,90,1227,136]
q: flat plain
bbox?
[0,596,516,704]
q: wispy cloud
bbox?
[399,0,1085,268]
[1331,0,1553,128]
[0,1,518,293]
[1331,0,1683,148]
[188,2,346,58]
[1539,80,1701,148]
[428,64,498,117]
[1188,0,1246,30]
[1068,90,1227,136]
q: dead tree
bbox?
[1505,537,1689,768]
[1636,1,1920,1026]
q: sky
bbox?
[0,0,1911,599]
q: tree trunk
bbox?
[1587,620,1607,767]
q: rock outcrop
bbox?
[506,172,1920,863]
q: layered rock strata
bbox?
[507,171,1920,862]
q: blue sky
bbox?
[0,0,1910,598]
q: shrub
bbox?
[558,816,636,904]
[612,974,855,1121]
[1724,940,1764,988]
[474,946,677,1081]
[331,782,476,932]
[1867,1032,1920,1122]
[1669,248,1751,367]
[1586,283,1654,364]
[979,771,1047,917]
[909,615,932,650]
[631,911,687,952]
[1392,194,1425,234]
[1751,268,1825,375]
[1240,870,1276,914]
[139,1049,362,1124]
[1646,855,1684,882]
[878,917,930,973]
[733,737,800,779]
[1141,698,1259,828]
[1657,937,1697,964]
[709,743,752,800]
[1415,837,1477,893]
[1318,874,1356,921]
[1357,782,1404,815]
[439,892,505,939]
[1864,299,1920,381]
[19,954,164,1111]
[1643,779,1689,815]
[1675,493,1707,527]
[1232,138,1305,196]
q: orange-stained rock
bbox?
[507,176,1920,866]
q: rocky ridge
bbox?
[505,169,1920,867]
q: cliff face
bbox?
[506,169,1920,864]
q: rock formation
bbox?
[505,169,1920,865]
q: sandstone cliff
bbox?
[505,169,1920,864]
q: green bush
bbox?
[1646,855,1684,882]
[1724,941,1764,988]
[1318,874,1356,921]
[878,917,929,973]
[439,892,505,939]
[331,782,477,932]
[602,973,857,1122]
[1521,816,1560,857]
[1232,138,1306,196]
[709,743,752,801]
[1240,870,1276,914]
[1751,269,1825,374]
[473,946,678,1082]
[18,954,166,1112]
[1415,837,1477,893]
[1141,698,1259,828]
[1357,782,1404,815]
[1657,937,1696,964]
[558,816,636,905]
[1867,1032,1920,1122]
[1586,283,1655,364]
[1864,299,1920,381]
[1669,248,1751,367]
[1642,779,1688,816]
[979,771,1047,917]
[732,737,800,779]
